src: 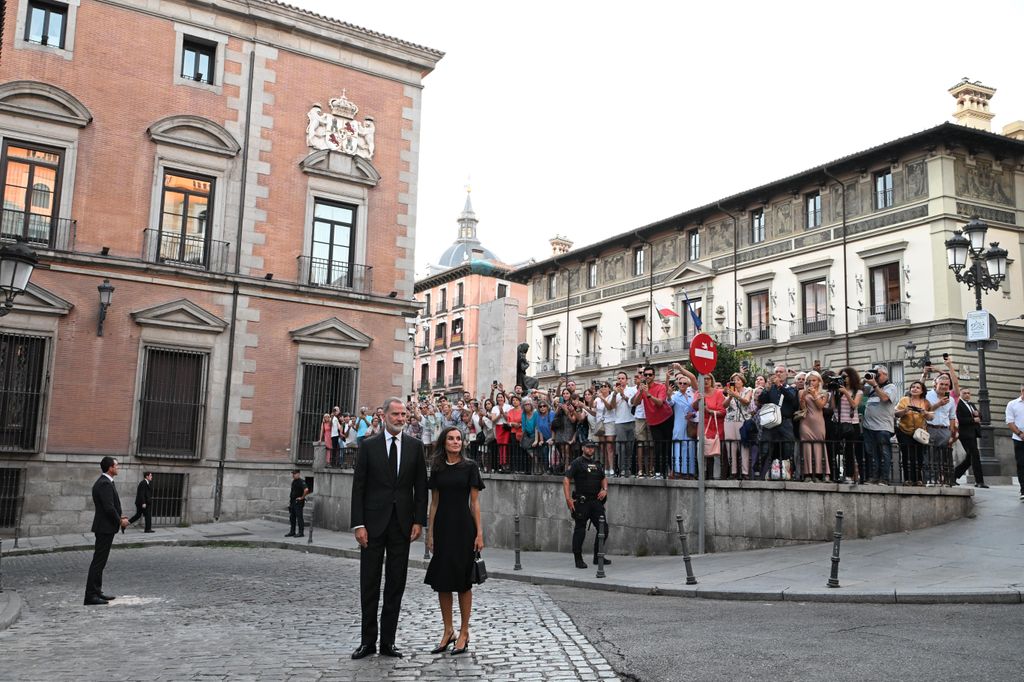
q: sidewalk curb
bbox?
[4,538,1021,605]
[0,591,23,631]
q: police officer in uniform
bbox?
[563,441,610,569]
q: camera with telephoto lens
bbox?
[863,371,876,381]
[826,374,847,390]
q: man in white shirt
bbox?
[613,371,637,477]
[925,375,958,484]
[1005,383,1024,501]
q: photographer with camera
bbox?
[861,365,899,484]
[827,367,863,483]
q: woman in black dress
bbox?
[425,426,485,655]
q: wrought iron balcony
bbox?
[450,331,464,347]
[450,373,463,387]
[432,377,446,389]
[297,256,373,294]
[576,353,601,370]
[1,208,76,251]
[622,346,647,363]
[435,303,447,314]
[418,380,431,393]
[790,314,834,338]
[143,229,230,272]
[452,298,465,311]
[858,302,909,328]
[722,324,776,347]
[536,358,561,376]
[649,336,689,357]
[433,336,447,350]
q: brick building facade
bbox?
[0,0,442,536]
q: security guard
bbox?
[563,440,610,569]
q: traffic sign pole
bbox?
[697,373,705,555]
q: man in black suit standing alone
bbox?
[128,471,154,532]
[350,398,427,660]
[84,456,129,605]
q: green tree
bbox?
[680,342,763,385]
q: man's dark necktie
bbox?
[389,436,398,478]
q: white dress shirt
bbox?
[385,430,403,472]
[1006,396,1024,442]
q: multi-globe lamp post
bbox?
[943,218,1008,473]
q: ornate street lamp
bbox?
[0,239,39,316]
[943,217,1008,475]
[97,279,115,336]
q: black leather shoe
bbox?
[430,631,457,654]
[83,597,108,606]
[98,593,116,601]
[284,532,296,537]
[574,556,587,569]
[351,644,376,659]
[451,634,470,656]
[144,529,155,533]
[379,644,403,658]
[976,483,990,488]
[297,532,305,537]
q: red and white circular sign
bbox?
[688,333,718,375]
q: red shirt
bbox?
[642,381,673,426]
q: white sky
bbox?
[290,0,1024,277]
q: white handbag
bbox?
[758,392,785,429]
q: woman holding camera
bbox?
[723,373,754,480]
[832,367,864,483]
[425,426,485,655]
[895,381,933,486]
[799,371,830,481]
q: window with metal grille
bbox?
[0,332,47,452]
[137,348,207,459]
[295,363,357,464]
[874,169,894,209]
[159,171,213,267]
[150,472,188,526]
[0,468,25,531]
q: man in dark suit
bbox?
[953,388,988,488]
[84,456,129,605]
[128,471,154,532]
[350,397,427,660]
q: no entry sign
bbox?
[689,333,718,375]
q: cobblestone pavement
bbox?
[0,547,619,681]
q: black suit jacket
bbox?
[135,479,152,507]
[91,475,123,535]
[956,399,979,440]
[350,431,427,539]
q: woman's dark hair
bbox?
[840,366,861,393]
[431,426,466,470]
[907,380,927,396]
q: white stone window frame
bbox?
[302,179,370,287]
[494,279,510,299]
[173,24,228,94]
[15,0,80,60]
[147,149,232,263]
[0,310,62,454]
[857,240,908,307]
[0,126,80,234]
[129,337,217,461]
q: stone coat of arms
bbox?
[305,90,375,160]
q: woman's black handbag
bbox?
[471,551,488,585]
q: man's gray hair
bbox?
[382,397,405,413]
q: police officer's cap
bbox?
[581,440,598,448]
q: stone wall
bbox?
[310,470,974,555]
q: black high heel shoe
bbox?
[430,630,457,654]
[451,633,470,655]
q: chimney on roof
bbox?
[549,235,573,256]
[1001,121,1024,141]
[949,78,996,132]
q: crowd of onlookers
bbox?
[319,354,1000,488]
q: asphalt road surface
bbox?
[544,584,1024,681]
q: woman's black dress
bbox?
[424,459,485,593]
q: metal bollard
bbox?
[513,514,522,571]
[674,514,698,585]
[827,510,844,588]
[595,513,607,579]
[307,495,314,545]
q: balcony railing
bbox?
[650,336,689,357]
[452,298,465,310]
[859,301,909,328]
[297,256,373,294]
[622,346,647,363]
[433,336,447,350]
[143,229,230,272]
[432,377,446,389]
[1,207,76,251]
[450,373,463,387]
[536,358,560,375]
[436,303,447,314]
[418,380,431,393]
[576,353,601,370]
[722,324,776,347]
[790,314,834,338]
[450,331,464,347]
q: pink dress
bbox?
[800,391,829,477]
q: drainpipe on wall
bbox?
[822,167,850,366]
[716,203,739,348]
[214,47,256,520]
